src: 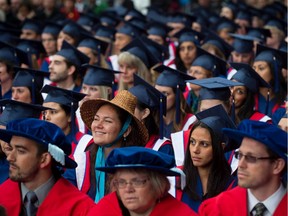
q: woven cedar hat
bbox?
[80,90,149,145]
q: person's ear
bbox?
[123,126,132,138]
[221,142,226,150]
[39,152,52,169]
[67,65,76,76]
[141,108,151,120]
[272,158,286,175]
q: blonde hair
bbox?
[98,85,113,100]
[118,52,152,90]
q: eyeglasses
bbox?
[234,151,276,163]
[114,178,150,189]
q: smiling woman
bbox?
[86,147,197,216]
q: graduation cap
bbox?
[265,18,287,34]
[146,6,167,25]
[77,12,99,30]
[140,36,167,63]
[147,21,172,39]
[192,46,228,77]
[42,22,62,37]
[21,18,43,35]
[0,40,29,66]
[128,17,147,32]
[155,65,195,123]
[120,38,159,69]
[61,21,86,44]
[16,38,46,58]
[94,24,116,41]
[78,33,109,56]
[0,28,20,45]
[215,17,239,33]
[230,33,258,53]
[187,77,243,101]
[125,8,146,20]
[81,63,119,87]
[230,63,271,93]
[167,12,196,27]
[105,5,128,17]
[41,84,86,134]
[129,74,167,139]
[195,104,236,144]
[56,40,90,68]
[235,10,252,23]
[246,27,271,43]
[99,12,121,27]
[0,99,51,126]
[117,21,142,38]
[221,2,237,16]
[202,29,234,59]
[254,44,287,94]
[174,28,205,45]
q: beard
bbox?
[9,163,39,183]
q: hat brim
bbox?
[80,99,149,145]
[223,128,286,160]
[0,129,77,168]
[96,164,181,176]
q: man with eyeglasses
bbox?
[199,119,287,216]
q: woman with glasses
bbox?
[87,147,197,216]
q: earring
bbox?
[123,136,126,141]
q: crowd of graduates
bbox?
[0,0,287,215]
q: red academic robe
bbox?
[0,178,95,216]
[198,186,287,216]
[87,191,197,216]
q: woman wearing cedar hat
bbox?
[76,90,149,203]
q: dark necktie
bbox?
[25,191,38,216]
[253,202,267,216]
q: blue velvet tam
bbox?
[0,40,29,66]
[223,119,287,161]
[246,27,271,43]
[187,77,243,101]
[140,36,167,63]
[174,28,204,45]
[155,65,195,91]
[196,104,236,143]
[77,12,99,29]
[202,29,234,59]
[56,41,90,67]
[120,38,159,68]
[147,21,172,39]
[12,67,49,90]
[117,22,142,38]
[16,38,46,57]
[94,24,116,41]
[81,63,119,87]
[230,33,257,53]
[0,118,77,168]
[21,18,43,34]
[96,146,181,176]
[215,17,239,32]
[0,99,51,126]
[192,46,228,77]
[41,85,86,110]
[42,22,62,37]
[78,33,109,55]
[230,63,270,93]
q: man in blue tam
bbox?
[88,146,195,216]
[230,33,258,65]
[199,120,287,216]
[20,18,43,41]
[0,118,94,215]
[49,40,90,92]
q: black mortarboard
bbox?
[235,10,252,23]
[230,33,257,53]
[94,24,116,41]
[129,74,167,139]
[78,33,109,55]
[174,28,204,45]
[0,28,20,45]
[99,13,120,27]
[147,21,172,39]
[56,40,90,67]
[117,21,142,38]
[167,12,196,27]
[125,8,146,20]
[140,36,167,63]
[215,17,239,32]
[221,2,237,16]
[246,27,271,43]
[254,44,287,93]
[196,104,236,143]
[77,12,99,30]
[120,38,159,68]
[230,63,271,93]
[155,65,194,123]
[42,22,62,37]
[41,85,86,110]
[0,99,50,126]
[202,29,234,59]
[105,5,128,17]
[146,6,166,24]
[192,46,228,77]
[128,17,147,32]
[61,21,86,44]
[265,17,287,34]
[16,38,46,58]
[187,77,243,101]
[21,18,43,34]
[0,41,29,66]
[81,63,119,87]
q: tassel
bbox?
[176,85,180,124]
[170,167,186,190]
[48,143,65,166]
[159,96,164,139]
[265,89,270,115]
